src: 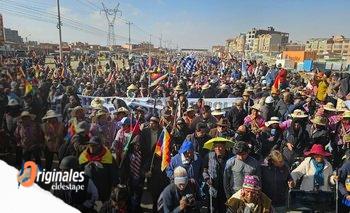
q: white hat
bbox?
[8,99,20,106]
[265,117,280,127]
[42,110,61,120]
[265,96,274,104]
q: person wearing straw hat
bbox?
[242,90,254,112]
[127,84,138,98]
[282,109,310,165]
[202,139,233,212]
[308,115,330,147]
[290,144,333,192]
[212,104,225,121]
[90,109,116,148]
[258,117,283,158]
[183,106,196,128]
[41,110,64,170]
[14,111,44,166]
[244,104,265,135]
[226,175,273,213]
[209,118,235,139]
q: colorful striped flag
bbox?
[64,118,77,143]
[154,128,171,171]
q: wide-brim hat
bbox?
[216,118,229,127]
[265,117,280,127]
[71,106,85,117]
[186,107,195,113]
[91,98,104,109]
[202,84,210,90]
[117,107,129,114]
[212,110,225,116]
[323,102,337,112]
[219,84,229,90]
[242,91,250,96]
[150,116,160,123]
[304,144,331,157]
[311,115,327,126]
[174,85,183,91]
[343,111,350,119]
[251,104,261,111]
[8,99,20,107]
[20,111,36,120]
[96,109,108,118]
[290,109,308,119]
[127,84,138,90]
[42,110,61,120]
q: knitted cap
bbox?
[242,175,261,191]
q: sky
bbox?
[1,0,350,49]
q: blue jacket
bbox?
[167,153,202,183]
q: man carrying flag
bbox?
[139,116,168,212]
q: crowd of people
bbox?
[1,50,350,213]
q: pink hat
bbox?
[242,175,261,191]
[304,144,331,157]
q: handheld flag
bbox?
[154,128,171,171]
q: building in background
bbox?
[245,26,289,53]
[306,35,349,59]
[0,14,5,46]
[282,50,317,62]
[4,28,23,43]
[285,42,305,51]
[226,33,246,54]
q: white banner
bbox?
[77,95,242,112]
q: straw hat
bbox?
[290,109,308,119]
[174,85,183,91]
[265,96,274,104]
[219,84,229,90]
[90,98,104,110]
[8,99,20,107]
[96,110,108,118]
[246,86,254,92]
[117,107,129,114]
[242,91,250,96]
[186,107,195,113]
[265,117,280,127]
[251,104,261,111]
[212,105,225,116]
[202,84,210,90]
[71,106,85,117]
[150,116,160,123]
[42,110,61,120]
[343,111,350,119]
[20,111,36,120]
[127,84,138,90]
[311,115,327,126]
[323,102,337,112]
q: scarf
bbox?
[86,146,107,162]
[312,159,325,188]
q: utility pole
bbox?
[101,2,122,47]
[127,21,132,58]
[56,0,63,62]
[159,33,162,49]
[149,34,152,55]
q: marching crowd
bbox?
[1,51,350,213]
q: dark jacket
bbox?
[161,182,200,213]
[260,104,277,121]
[338,159,350,199]
[79,146,118,201]
[261,161,292,207]
[226,106,247,131]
